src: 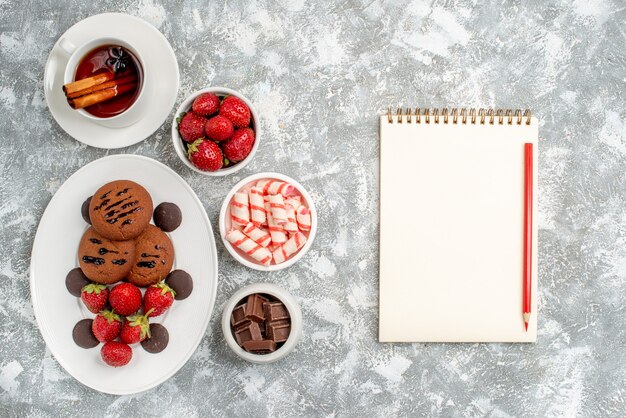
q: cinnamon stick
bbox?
[62,72,115,95]
[67,75,138,99]
[68,82,137,109]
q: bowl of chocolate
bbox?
[222,283,301,364]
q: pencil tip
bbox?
[524,322,529,331]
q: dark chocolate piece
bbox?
[65,268,90,297]
[234,321,262,346]
[244,294,268,323]
[141,323,169,353]
[153,202,182,232]
[81,196,92,224]
[72,319,99,349]
[231,303,248,327]
[242,340,277,354]
[263,301,290,322]
[266,319,291,343]
[165,270,193,300]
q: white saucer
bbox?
[43,13,179,149]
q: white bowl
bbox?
[219,172,317,271]
[222,283,302,364]
[171,87,260,176]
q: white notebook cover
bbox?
[379,114,538,342]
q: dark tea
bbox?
[72,45,143,118]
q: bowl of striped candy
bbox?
[218,173,316,271]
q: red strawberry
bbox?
[92,310,122,342]
[120,309,153,344]
[187,139,223,171]
[81,284,109,313]
[222,128,255,162]
[143,282,176,317]
[192,93,220,116]
[101,341,132,367]
[109,283,142,316]
[219,96,251,128]
[178,112,207,143]
[204,115,234,141]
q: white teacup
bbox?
[59,37,149,128]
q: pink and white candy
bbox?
[248,186,266,227]
[243,223,271,247]
[285,196,302,210]
[226,229,272,266]
[230,192,250,226]
[296,206,311,231]
[284,205,298,233]
[272,232,307,264]
[267,194,288,224]
[265,202,287,244]
[256,179,294,196]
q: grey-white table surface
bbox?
[1,0,625,416]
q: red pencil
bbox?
[523,143,533,331]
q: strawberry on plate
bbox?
[205,115,234,141]
[222,128,255,162]
[92,310,122,342]
[219,96,251,128]
[81,283,109,314]
[143,282,176,317]
[192,93,220,116]
[178,112,207,143]
[109,282,142,316]
[101,341,132,367]
[120,309,153,344]
[187,139,223,172]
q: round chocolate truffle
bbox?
[65,268,90,297]
[141,323,169,353]
[72,319,99,349]
[153,202,182,232]
[81,196,92,224]
[165,269,193,300]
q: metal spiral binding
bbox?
[387,107,532,125]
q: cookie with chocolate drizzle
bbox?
[128,224,174,286]
[89,180,153,241]
[78,227,135,284]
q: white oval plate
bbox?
[30,155,217,395]
[43,13,179,149]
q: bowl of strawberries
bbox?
[171,87,260,175]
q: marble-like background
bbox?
[1,0,625,416]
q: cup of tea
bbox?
[59,37,148,128]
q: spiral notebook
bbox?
[379,108,538,343]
